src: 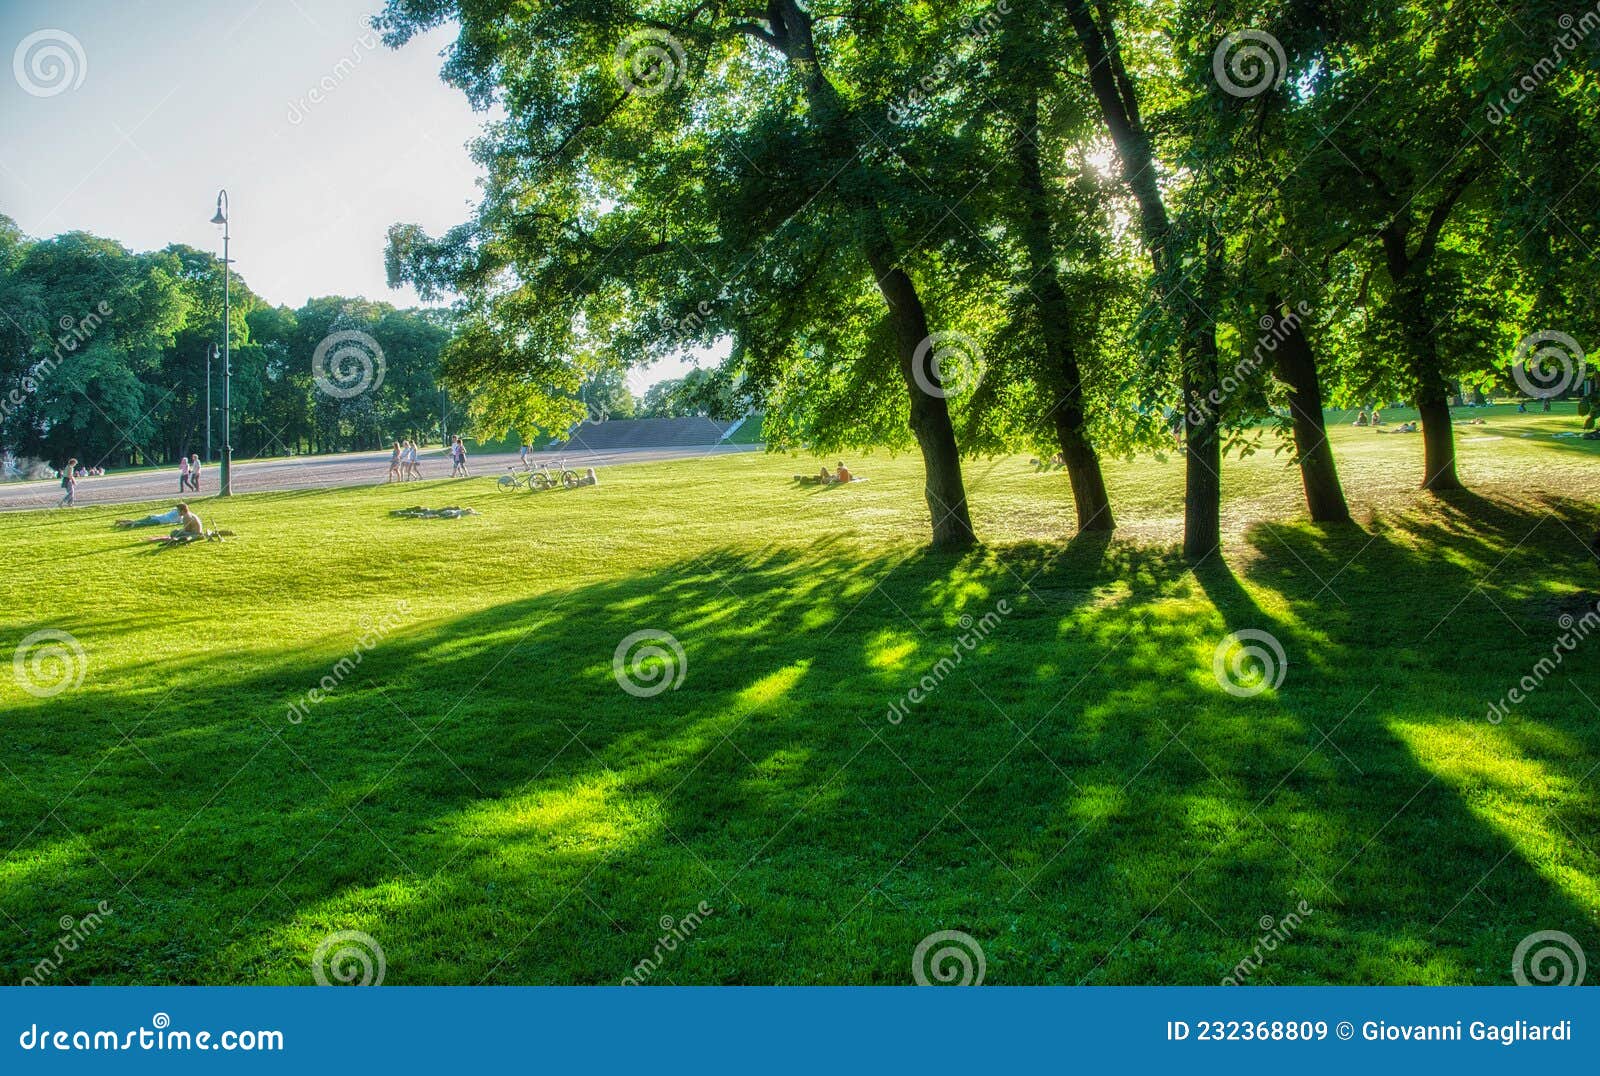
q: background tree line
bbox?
[378,0,1598,555]
[0,214,454,471]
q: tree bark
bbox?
[1063,0,1219,558]
[1270,295,1350,522]
[1014,92,1113,533]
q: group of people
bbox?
[387,440,426,482]
[387,436,472,481]
[796,461,860,485]
[176,453,203,493]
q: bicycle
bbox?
[497,459,580,493]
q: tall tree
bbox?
[1062,0,1223,558]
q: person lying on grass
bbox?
[115,506,182,529]
[140,503,231,543]
[390,505,478,519]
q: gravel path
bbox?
[0,443,761,512]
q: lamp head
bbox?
[210,191,228,225]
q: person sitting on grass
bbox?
[116,506,183,529]
[172,503,205,540]
[1353,410,1370,426]
[834,461,854,483]
[143,503,229,543]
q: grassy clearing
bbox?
[1,405,1597,984]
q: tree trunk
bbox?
[1379,188,1470,493]
[1396,284,1461,491]
[1014,91,1113,533]
[761,0,975,549]
[1063,0,1219,558]
[865,248,977,549]
[1270,296,1350,522]
[1417,392,1460,490]
[1184,331,1223,560]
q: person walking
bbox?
[189,454,201,492]
[178,455,190,493]
[58,458,78,507]
[450,435,469,478]
[387,441,402,483]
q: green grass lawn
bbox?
[2,406,1597,984]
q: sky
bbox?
[0,0,699,391]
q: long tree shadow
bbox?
[1,508,1594,985]
[1182,491,1599,984]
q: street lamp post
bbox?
[205,342,215,461]
[210,190,232,496]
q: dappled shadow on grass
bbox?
[1,497,1596,985]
